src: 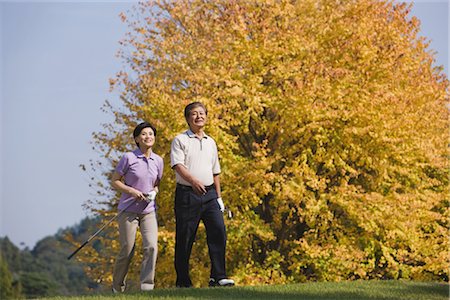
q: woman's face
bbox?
[135,127,155,148]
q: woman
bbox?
[111,122,163,292]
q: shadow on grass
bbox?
[138,281,448,300]
[396,281,449,300]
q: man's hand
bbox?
[216,197,225,212]
[173,164,207,195]
[191,179,207,195]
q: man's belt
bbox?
[176,183,215,191]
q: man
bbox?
[170,101,234,288]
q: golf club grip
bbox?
[67,240,88,260]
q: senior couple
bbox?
[110,102,234,292]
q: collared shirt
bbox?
[170,129,221,186]
[116,148,164,214]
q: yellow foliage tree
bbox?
[78,0,449,289]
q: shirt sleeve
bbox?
[115,153,130,176]
[170,136,186,168]
[212,141,221,175]
[157,156,164,180]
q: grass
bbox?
[48,280,448,300]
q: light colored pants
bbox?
[113,211,158,291]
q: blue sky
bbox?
[0,1,448,249]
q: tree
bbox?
[19,272,58,298]
[0,237,23,272]
[81,0,449,288]
[0,255,22,299]
[1,225,99,297]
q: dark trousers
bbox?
[174,184,227,287]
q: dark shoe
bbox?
[209,278,235,287]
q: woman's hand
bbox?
[111,171,147,201]
[128,187,147,201]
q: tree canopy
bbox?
[81,0,449,288]
[0,223,98,298]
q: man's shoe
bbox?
[209,278,235,287]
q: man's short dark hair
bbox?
[184,102,208,119]
[133,122,157,147]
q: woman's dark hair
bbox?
[133,122,157,147]
[184,102,208,119]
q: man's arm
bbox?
[213,174,221,198]
[214,174,225,212]
[173,164,207,195]
[171,136,207,194]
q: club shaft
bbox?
[67,200,136,260]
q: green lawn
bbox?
[49,280,448,300]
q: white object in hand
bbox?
[146,190,157,202]
[216,197,225,212]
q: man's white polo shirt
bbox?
[170,129,221,186]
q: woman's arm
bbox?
[111,171,147,201]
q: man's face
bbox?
[187,106,207,129]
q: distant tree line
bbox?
[0,217,100,299]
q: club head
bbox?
[226,209,233,219]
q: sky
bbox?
[0,1,449,249]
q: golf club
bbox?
[67,191,157,260]
[224,207,233,219]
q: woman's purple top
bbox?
[115,148,163,214]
